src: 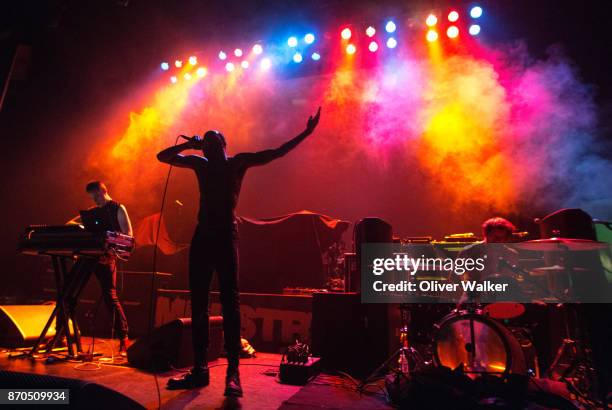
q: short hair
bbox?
[85,181,108,193]
[482,217,516,236]
[204,130,227,149]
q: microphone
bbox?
[179,134,200,142]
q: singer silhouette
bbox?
[157,107,321,396]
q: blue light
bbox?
[287,36,298,47]
[469,24,481,35]
[386,37,397,49]
[293,52,303,63]
[385,21,396,33]
[311,52,321,61]
[160,62,169,71]
[470,6,483,18]
[304,33,315,44]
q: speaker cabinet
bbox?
[311,292,400,377]
[127,317,223,370]
[0,305,56,347]
[353,217,393,292]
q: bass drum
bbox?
[434,310,533,376]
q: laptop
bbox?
[79,208,112,232]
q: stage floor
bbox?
[0,337,390,409]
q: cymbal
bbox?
[515,238,609,252]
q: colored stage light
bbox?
[188,56,197,65]
[234,48,243,57]
[346,43,356,54]
[241,60,249,69]
[426,14,437,27]
[386,37,397,49]
[160,62,169,70]
[196,67,207,77]
[311,52,321,61]
[287,36,298,47]
[426,29,438,42]
[341,28,352,40]
[365,26,376,37]
[184,73,192,80]
[448,11,459,22]
[260,57,272,70]
[470,6,483,18]
[174,60,182,68]
[304,33,315,44]
[225,62,235,72]
[293,52,303,63]
[447,26,459,38]
[469,24,481,35]
[218,51,227,60]
[252,44,263,55]
[385,21,396,33]
[368,41,379,52]
[170,76,178,84]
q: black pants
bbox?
[93,258,129,339]
[189,225,241,369]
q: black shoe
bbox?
[167,368,210,390]
[224,369,243,397]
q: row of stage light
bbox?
[161,5,485,84]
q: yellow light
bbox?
[426,29,438,42]
[447,26,459,38]
[341,28,352,40]
[426,14,438,27]
[188,56,197,65]
[183,73,192,80]
[196,67,207,77]
[346,43,356,54]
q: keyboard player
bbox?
[67,181,132,355]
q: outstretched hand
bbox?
[305,106,321,134]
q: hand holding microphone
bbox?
[179,134,203,149]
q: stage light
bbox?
[304,33,315,44]
[196,67,207,77]
[346,43,356,54]
[225,62,235,72]
[448,11,459,22]
[234,48,243,57]
[188,56,197,65]
[160,62,169,71]
[447,26,459,38]
[240,60,249,69]
[366,26,376,37]
[385,21,396,33]
[170,76,178,84]
[426,29,438,42]
[470,6,483,18]
[311,52,321,61]
[287,36,298,47]
[469,24,481,35]
[368,41,379,52]
[426,14,437,27]
[341,28,352,40]
[252,44,263,55]
[386,37,397,49]
[218,51,227,60]
[184,73,192,80]
[293,52,303,63]
[174,60,182,68]
[260,57,272,70]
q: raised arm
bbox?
[238,107,321,168]
[157,139,206,168]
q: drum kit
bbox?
[376,237,609,405]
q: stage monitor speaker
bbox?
[352,217,393,292]
[127,317,223,370]
[0,304,56,348]
[0,370,143,409]
[310,292,400,377]
[538,208,596,240]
